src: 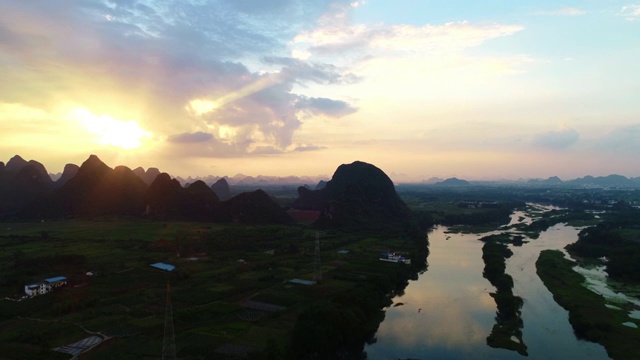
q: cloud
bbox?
[591,123,640,152]
[296,97,357,118]
[294,20,524,58]
[532,128,580,150]
[294,144,328,152]
[250,146,285,155]
[168,131,214,143]
[162,132,253,158]
[619,5,640,21]
[262,56,362,85]
[533,7,586,16]
[226,0,294,14]
[0,0,360,158]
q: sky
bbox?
[1,0,639,182]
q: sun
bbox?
[70,108,152,149]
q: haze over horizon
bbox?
[1,1,639,182]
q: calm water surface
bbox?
[365,209,610,359]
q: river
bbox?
[364,206,611,359]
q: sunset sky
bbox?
[1,0,639,182]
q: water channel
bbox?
[365,206,612,359]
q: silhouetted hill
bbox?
[0,156,54,216]
[23,155,147,218]
[3,155,50,181]
[55,163,80,187]
[211,178,232,200]
[422,177,444,184]
[293,185,327,211]
[133,166,162,185]
[292,161,414,229]
[7,154,295,223]
[15,164,53,191]
[544,176,562,185]
[183,181,220,220]
[145,172,183,217]
[527,176,562,185]
[28,160,50,180]
[315,180,327,190]
[185,173,326,186]
[5,155,28,174]
[144,175,220,221]
[133,167,146,182]
[217,190,293,224]
[91,165,147,216]
[433,177,470,186]
[567,174,636,188]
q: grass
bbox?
[536,250,640,360]
[0,220,425,359]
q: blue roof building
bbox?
[150,262,175,272]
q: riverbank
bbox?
[536,250,640,359]
[366,208,609,359]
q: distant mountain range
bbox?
[3,153,640,225]
[427,175,640,188]
[518,174,640,188]
[175,173,327,187]
[1,155,417,229]
[9,154,639,190]
[1,155,292,223]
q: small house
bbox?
[25,282,50,296]
[24,276,67,296]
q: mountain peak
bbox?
[434,177,470,186]
[186,180,213,194]
[56,163,80,186]
[292,160,413,229]
[79,155,110,171]
[6,155,28,173]
[211,178,232,200]
[133,166,162,184]
[315,180,327,190]
[219,189,292,224]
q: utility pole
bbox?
[162,278,176,360]
[313,232,322,282]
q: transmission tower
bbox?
[313,232,322,282]
[162,278,177,360]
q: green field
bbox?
[0,221,426,359]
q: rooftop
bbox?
[150,262,175,272]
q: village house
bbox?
[24,276,67,297]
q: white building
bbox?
[24,282,50,296]
[24,276,67,296]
